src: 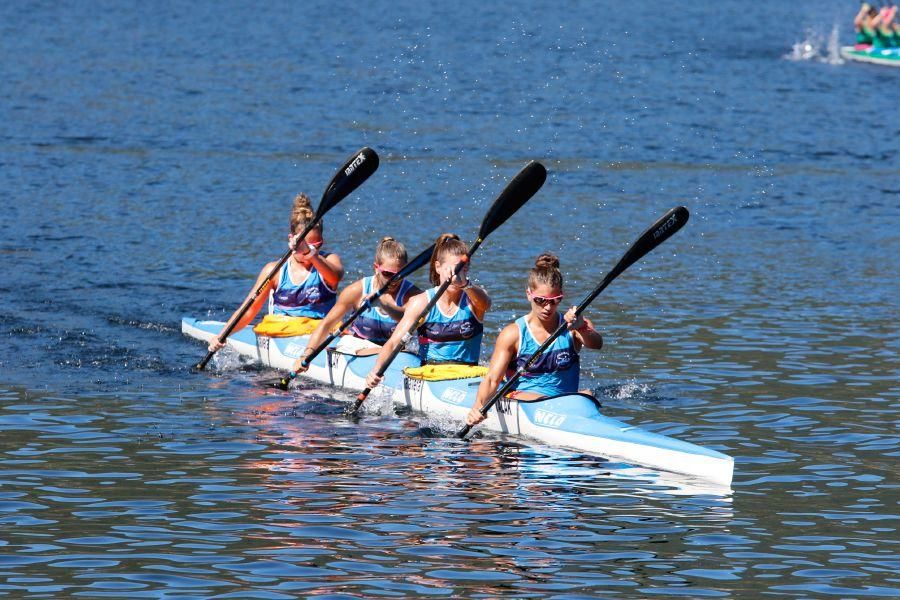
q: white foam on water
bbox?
[359,385,396,417]
[785,24,844,65]
[611,379,652,401]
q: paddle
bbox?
[349,160,548,415]
[274,243,436,389]
[457,205,690,438]
[194,147,380,371]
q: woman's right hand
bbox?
[466,406,486,426]
[365,371,383,389]
[441,263,467,287]
[359,291,377,309]
[292,353,312,373]
[208,338,225,352]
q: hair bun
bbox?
[379,236,395,244]
[292,193,313,212]
[534,252,559,270]
[290,193,317,232]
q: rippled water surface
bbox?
[1,0,898,597]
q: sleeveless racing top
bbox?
[270,252,337,318]
[348,276,414,345]
[510,314,580,396]
[416,287,483,364]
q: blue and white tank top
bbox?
[417,287,484,364]
[511,314,580,396]
[348,276,414,345]
[270,253,337,318]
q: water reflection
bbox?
[2,0,899,596]
[226,392,736,595]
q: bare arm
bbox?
[855,4,870,28]
[466,323,519,425]
[292,280,363,371]
[564,308,603,351]
[208,263,276,351]
[309,251,344,289]
[364,292,428,388]
[461,283,491,321]
[375,283,424,322]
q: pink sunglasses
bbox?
[527,291,564,307]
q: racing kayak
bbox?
[840,45,900,66]
[183,317,735,488]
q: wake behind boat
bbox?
[182,317,735,488]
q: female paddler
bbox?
[465,253,603,426]
[364,233,491,389]
[207,193,344,352]
[291,236,423,372]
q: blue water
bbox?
[2,0,898,597]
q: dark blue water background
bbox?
[1,1,898,597]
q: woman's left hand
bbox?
[293,239,319,265]
[563,307,585,331]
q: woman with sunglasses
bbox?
[465,253,603,426]
[364,233,491,389]
[291,237,422,372]
[206,193,344,352]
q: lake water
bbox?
[1,0,898,597]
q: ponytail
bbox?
[375,236,407,264]
[429,233,467,285]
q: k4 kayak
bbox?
[183,317,735,488]
[840,45,900,66]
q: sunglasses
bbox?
[528,291,564,307]
[374,263,400,278]
[293,239,323,251]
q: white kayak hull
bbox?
[183,317,734,488]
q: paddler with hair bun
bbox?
[364,233,491,389]
[207,193,344,352]
[466,252,604,426]
[291,236,423,372]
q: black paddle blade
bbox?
[478,161,547,240]
[611,206,690,280]
[396,244,435,280]
[318,147,379,215]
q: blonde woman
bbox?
[208,194,344,352]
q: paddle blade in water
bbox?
[318,147,380,215]
[478,161,547,239]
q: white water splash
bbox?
[610,380,652,401]
[209,347,249,371]
[417,409,465,436]
[825,24,845,65]
[357,385,396,416]
[785,25,845,64]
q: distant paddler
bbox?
[854,3,879,48]
[291,236,424,372]
[207,193,345,353]
[465,253,603,426]
[364,233,491,389]
[855,3,900,49]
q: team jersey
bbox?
[348,276,414,345]
[416,287,483,364]
[510,314,580,396]
[270,252,337,318]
